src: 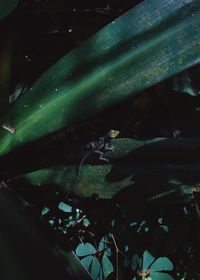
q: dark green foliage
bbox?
[0,186,91,280]
[0,0,199,156]
[0,0,200,279]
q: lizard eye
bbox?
[108,129,120,138]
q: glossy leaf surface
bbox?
[0,0,199,156]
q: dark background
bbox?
[2,0,143,91]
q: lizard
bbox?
[65,129,120,198]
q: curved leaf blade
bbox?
[0,0,199,156]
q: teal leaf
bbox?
[142,251,155,271]
[150,272,174,280]
[98,236,111,256]
[41,207,50,215]
[98,237,107,252]
[81,255,93,270]
[105,247,111,257]
[48,220,54,226]
[76,243,96,257]
[151,257,173,272]
[83,218,90,227]
[102,254,114,278]
[98,269,103,280]
[58,202,72,213]
[90,256,101,280]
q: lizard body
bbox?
[66,130,119,198]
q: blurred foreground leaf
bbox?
[0,183,91,279]
[0,0,19,20]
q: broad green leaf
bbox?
[0,0,19,20]
[6,137,200,188]
[150,257,173,272]
[76,243,96,257]
[0,0,199,156]
[8,162,200,199]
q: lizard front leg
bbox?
[104,142,115,152]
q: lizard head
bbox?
[107,129,120,138]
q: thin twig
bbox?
[111,233,119,280]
